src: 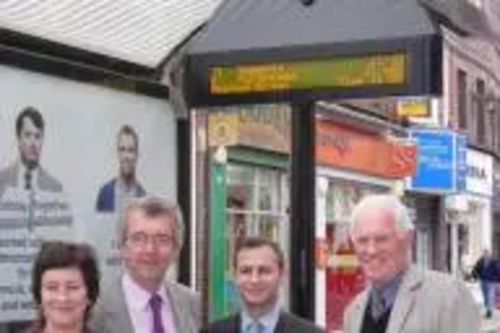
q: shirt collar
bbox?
[241,302,282,333]
[122,273,169,312]
[371,269,406,308]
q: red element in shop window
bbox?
[326,227,365,332]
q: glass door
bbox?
[225,163,289,312]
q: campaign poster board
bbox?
[0,64,177,322]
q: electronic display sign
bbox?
[210,53,406,95]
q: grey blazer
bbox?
[201,312,326,333]
[343,265,481,333]
[90,278,201,333]
[0,163,63,197]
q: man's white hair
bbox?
[349,194,414,233]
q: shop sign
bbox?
[208,112,239,147]
[207,105,290,152]
[316,120,417,179]
[466,149,493,197]
[408,129,467,193]
[396,97,430,117]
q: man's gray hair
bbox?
[121,195,185,250]
[349,194,414,233]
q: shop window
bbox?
[324,181,386,332]
[457,69,468,130]
[485,96,496,149]
[225,163,289,311]
[475,79,486,145]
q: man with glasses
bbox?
[91,196,200,333]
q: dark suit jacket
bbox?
[95,178,145,212]
[0,163,63,198]
[201,312,325,333]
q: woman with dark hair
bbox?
[23,241,100,333]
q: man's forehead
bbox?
[237,247,280,264]
[353,208,396,232]
[126,211,172,228]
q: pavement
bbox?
[467,281,500,332]
[482,310,500,332]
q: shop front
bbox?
[403,193,441,269]
[445,148,494,276]
[314,119,416,331]
[406,129,468,271]
[203,104,291,318]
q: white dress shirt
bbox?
[122,273,177,333]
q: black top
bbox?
[360,304,392,333]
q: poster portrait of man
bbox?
[95,124,146,213]
[0,107,63,198]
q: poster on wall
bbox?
[0,64,177,322]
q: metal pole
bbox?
[290,101,316,319]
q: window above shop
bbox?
[0,0,223,68]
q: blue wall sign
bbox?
[409,129,466,193]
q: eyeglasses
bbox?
[126,232,174,248]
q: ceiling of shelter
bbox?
[0,0,223,68]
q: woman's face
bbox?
[40,267,89,330]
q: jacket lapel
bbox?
[166,282,186,332]
[351,290,370,333]
[386,266,423,333]
[108,281,135,333]
[274,312,286,333]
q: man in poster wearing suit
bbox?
[96,124,146,213]
[202,237,325,333]
[0,107,63,198]
[343,194,480,333]
[91,196,200,333]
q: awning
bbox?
[183,0,446,107]
[0,0,224,68]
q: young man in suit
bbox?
[0,107,63,198]
[343,194,480,333]
[91,196,200,333]
[202,237,325,333]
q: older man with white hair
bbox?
[343,194,480,333]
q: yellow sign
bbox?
[397,98,429,117]
[210,53,407,95]
[208,113,239,147]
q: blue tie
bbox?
[247,320,264,333]
[149,294,165,333]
